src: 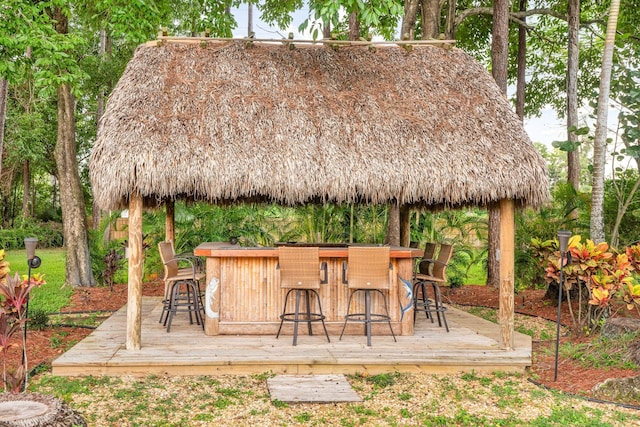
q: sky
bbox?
[230,4,568,148]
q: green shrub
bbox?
[0,220,63,250]
[28,308,50,330]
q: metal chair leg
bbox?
[339,291,356,341]
[377,289,396,342]
[293,290,301,346]
[431,282,449,332]
[278,289,329,346]
[276,289,295,339]
[365,290,372,347]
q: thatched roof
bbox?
[90,39,549,211]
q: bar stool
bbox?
[165,278,204,332]
[340,246,397,346]
[413,242,437,322]
[158,241,205,331]
[413,243,453,332]
[276,246,330,346]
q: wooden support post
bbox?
[204,256,221,335]
[397,257,415,336]
[498,199,515,350]
[165,199,175,243]
[126,194,143,350]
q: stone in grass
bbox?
[592,376,640,402]
[0,392,86,427]
[600,317,640,366]
[600,317,640,338]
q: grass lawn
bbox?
[29,371,640,426]
[4,248,72,313]
[463,260,487,285]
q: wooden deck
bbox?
[52,297,532,377]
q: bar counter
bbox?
[194,243,422,337]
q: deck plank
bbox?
[52,297,532,377]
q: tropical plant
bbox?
[0,269,46,392]
[516,183,589,291]
[410,209,486,286]
[542,236,638,334]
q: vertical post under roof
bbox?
[499,198,515,350]
[165,199,175,243]
[126,194,143,350]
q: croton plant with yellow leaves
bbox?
[539,236,640,334]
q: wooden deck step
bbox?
[267,374,362,403]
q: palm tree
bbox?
[590,0,621,243]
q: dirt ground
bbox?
[11,282,640,406]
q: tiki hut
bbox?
[90,38,549,350]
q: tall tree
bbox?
[590,0,621,243]
[0,78,6,193]
[92,29,111,231]
[566,0,580,191]
[487,0,509,288]
[53,6,95,287]
[515,0,526,120]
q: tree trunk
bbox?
[22,160,30,219]
[0,392,86,426]
[566,0,581,192]
[421,0,441,39]
[488,0,509,288]
[323,21,331,39]
[348,11,360,40]
[92,29,110,231]
[0,77,8,224]
[165,199,175,243]
[401,0,420,40]
[56,82,95,287]
[444,0,457,39]
[491,0,509,94]
[385,205,400,246]
[54,8,96,287]
[400,205,411,247]
[590,0,620,243]
[610,176,640,248]
[487,207,500,287]
[0,78,7,182]
[515,0,526,120]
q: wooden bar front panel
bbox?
[195,244,419,337]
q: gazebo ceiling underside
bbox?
[90,41,549,211]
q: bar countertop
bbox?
[194,242,423,258]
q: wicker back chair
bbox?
[276,247,330,345]
[339,246,396,346]
[413,243,453,332]
[346,246,391,290]
[416,242,438,275]
[157,241,205,332]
